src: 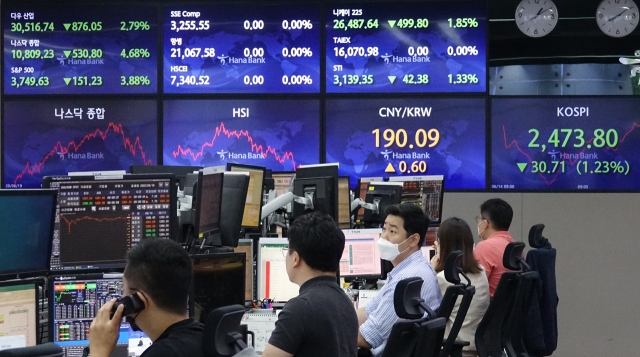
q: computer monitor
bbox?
[234,239,254,301]
[205,172,250,249]
[340,229,383,280]
[272,172,294,197]
[257,238,299,302]
[193,172,224,236]
[0,280,38,350]
[363,182,404,225]
[389,175,445,224]
[292,164,339,221]
[0,189,57,278]
[421,227,439,261]
[227,163,265,229]
[190,253,246,324]
[43,174,177,271]
[354,177,383,225]
[49,273,151,357]
[337,176,351,229]
[129,165,202,190]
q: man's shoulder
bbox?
[142,320,205,357]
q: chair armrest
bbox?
[447,339,471,357]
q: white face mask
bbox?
[378,236,412,261]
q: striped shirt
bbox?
[360,250,442,355]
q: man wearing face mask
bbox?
[88,238,203,357]
[473,198,515,297]
[357,204,441,356]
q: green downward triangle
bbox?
[63,50,71,58]
[64,78,71,85]
[388,76,397,84]
[517,163,528,172]
[388,20,396,28]
[63,23,71,31]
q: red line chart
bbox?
[171,122,297,168]
[13,122,153,185]
[59,215,130,234]
[501,123,640,186]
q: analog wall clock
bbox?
[515,0,559,38]
[596,0,639,37]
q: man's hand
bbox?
[89,299,124,357]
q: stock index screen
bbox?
[45,175,174,271]
[325,98,486,190]
[326,2,486,93]
[163,5,320,93]
[163,99,320,171]
[492,97,640,191]
[3,5,158,95]
[3,100,157,189]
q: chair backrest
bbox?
[503,271,539,357]
[0,343,63,357]
[414,317,448,357]
[440,284,476,357]
[202,304,247,357]
[394,276,427,319]
[475,272,519,357]
[503,242,526,271]
[381,317,429,357]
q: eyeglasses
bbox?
[281,245,289,258]
[475,216,487,223]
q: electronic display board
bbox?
[163,5,320,93]
[3,100,158,189]
[326,1,486,93]
[3,5,158,95]
[492,97,640,191]
[325,98,486,189]
[163,100,319,171]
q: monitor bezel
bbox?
[226,163,266,229]
[340,228,384,281]
[193,171,223,236]
[0,279,41,347]
[256,237,293,303]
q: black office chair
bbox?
[380,277,447,357]
[202,304,249,357]
[0,343,63,357]
[437,250,477,357]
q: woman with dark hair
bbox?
[430,217,490,357]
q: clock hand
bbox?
[609,8,629,21]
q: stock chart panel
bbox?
[325,98,486,190]
[326,2,486,93]
[3,5,158,95]
[163,100,320,171]
[163,5,320,93]
[3,100,157,188]
[492,97,640,191]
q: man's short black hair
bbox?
[124,238,192,315]
[480,198,513,231]
[384,204,431,247]
[287,211,345,273]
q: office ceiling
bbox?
[488,0,640,65]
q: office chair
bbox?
[502,243,539,357]
[438,250,477,357]
[0,343,63,357]
[380,277,447,357]
[202,304,249,357]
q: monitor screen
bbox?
[234,239,254,302]
[325,98,486,189]
[389,175,445,224]
[43,174,176,271]
[191,253,246,324]
[0,281,38,350]
[162,99,320,172]
[492,97,640,191]
[194,172,223,235]
[3,99,158,189]
[0,189,56,276]
[340,229,382,278]
[49,273,151,357]
[163,4,320,94]
[228,164,265,228]
[325,1,486,93]
[3,4,158,95]
[258,238,299,302]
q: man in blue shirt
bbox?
[357,204,442,355]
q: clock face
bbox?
[515,0,559,38]
[597,0,639,38]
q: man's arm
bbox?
[358,281,399,351]
[262,343,294,357]
[474,242,493,278]
[356,307,367,326]
[89,299,123,357]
